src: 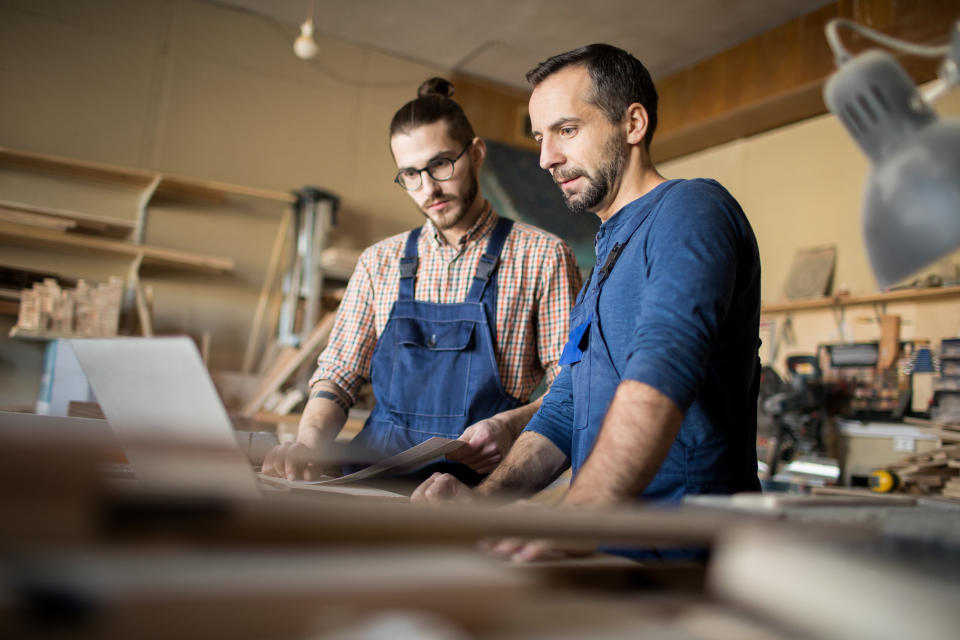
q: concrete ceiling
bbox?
[210,0,835,89]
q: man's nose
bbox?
[421,172,443,195]
[539,136,563,171]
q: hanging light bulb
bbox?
[293,0,318,60]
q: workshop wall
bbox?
[2,0,958,402]
[661,88,960,368]
[0,0,448,407]
[0,0,443,248]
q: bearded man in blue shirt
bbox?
[412,43,762,561]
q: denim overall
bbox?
[346,217,520,484]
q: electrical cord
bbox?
[825,17,949,66]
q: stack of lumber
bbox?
[16,277,123,336]
[888,418,960,500]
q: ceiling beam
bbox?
[652,0,960,162]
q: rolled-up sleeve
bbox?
[309,250,378,403]
[622,185,741,411]
[523,363,574,458]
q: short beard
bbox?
[559,132,625,214]
[423,171,479,230]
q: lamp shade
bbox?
[825,50,960,287]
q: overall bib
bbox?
[346,217,521,484]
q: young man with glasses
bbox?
[262,77,581,487]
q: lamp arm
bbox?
[826,18,950,66]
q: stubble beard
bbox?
[420,171,480,231]
[556,132,626,215]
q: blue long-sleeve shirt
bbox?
[526,178,762,500]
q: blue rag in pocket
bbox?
[558,313,592,366]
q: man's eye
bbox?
[560,127,576,136]
[427,159,447,170]
[401,169,419,178]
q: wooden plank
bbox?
[132,273,153,337]
[200,331,211,367]
[239,313,336,419]
[761,284,960,314]
[0,146,156,188]
[68,401,106,420]
[0,199,134,238]
[156,175,296,204]
[0,221,234,274]
[0,146,296,205]
[133,174,162,244]
[242,209,291,374]
[904,416,960,431]
[9,326,88,341]
[0,208,76,232]
[320,247,361,281]
[810,486,917,504]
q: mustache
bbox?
[423,196,454,208]
[552,169,586,184]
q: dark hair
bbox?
[389,77,475,146]
[526,44,658,150]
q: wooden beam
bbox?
[652,0,960,162]
[0,221,234,274]
[452,1,960,161]
[242,209,291,374]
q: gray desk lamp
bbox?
[823,19,960,288]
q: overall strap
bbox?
[466,217,514,303]
[397,226,422,301]
[594,209,649,290]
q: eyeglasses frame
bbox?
[393,142,473,191]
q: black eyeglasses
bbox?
[394,143,471,191]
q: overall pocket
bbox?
[564,309,592,432]
[388,317,475,418]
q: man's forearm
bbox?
[493,395,545,440]
[296,381,352,449]
[475,430,569,499]
[564,379,683,507]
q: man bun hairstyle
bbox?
[390,77,475,147]
[526,44,658,151]
[418,76,455,99]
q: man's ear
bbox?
[624,103,649,146]
[470,136,487,168]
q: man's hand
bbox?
[485,537,595,563]
[260,441,332,481]
[481,500,595,563]
[410,472,475,505]
[447,417,515,474]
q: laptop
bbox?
[68,337,461,500]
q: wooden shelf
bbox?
[0,221,234,274]
[0,199,135,238]
[0,146,296,205]
[8,326,97,341]
[761,285,960,314]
